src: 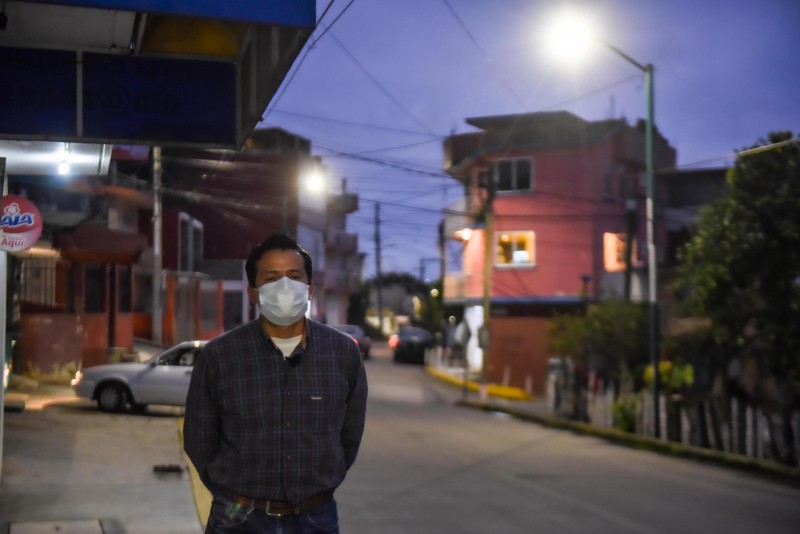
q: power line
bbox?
[269,109,441,137]
[315,144,450,178]
[263,0,355,120]
[441,0,528,111]
[308,0,356,48]
[327,31,437,135]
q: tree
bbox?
[548,300,648,421]
[584,300,649,389]
[674,131,800,464]
[549,301,648,386]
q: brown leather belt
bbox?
[225,489,333,517]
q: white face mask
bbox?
[258,277,309,326]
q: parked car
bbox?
[390,326,434,365]
[71,340,206,412]
[331,324,371,359]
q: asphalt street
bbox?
[2,342,799,533]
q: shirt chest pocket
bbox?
[294,378,346,427]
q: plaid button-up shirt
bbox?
[183,319,368,503]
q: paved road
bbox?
[2,342,799,534]
[335,343,800,534]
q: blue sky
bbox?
[260,0,800,280]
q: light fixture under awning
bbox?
[0,141,111,176]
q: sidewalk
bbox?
[1,340,197,534]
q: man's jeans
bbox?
[205,492,339,534]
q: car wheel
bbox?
[97,382,126,412]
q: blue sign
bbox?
[82,53,236,145]
[26,1,315,28]
[0,47,76,137]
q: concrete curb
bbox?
[459,399,800,488]
[424,365,532,400]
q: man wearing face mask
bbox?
[184,233,368,534]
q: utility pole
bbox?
[374,202,384,336]
[152,147,162,345]
[479,176,495,403]
[438,220,446,295]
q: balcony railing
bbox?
[325,228,357,253]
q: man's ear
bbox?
[308,282,314,300]
[247,286,259,307]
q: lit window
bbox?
[496,231,535,267]
[603,232,637,272]
[494,158,532,192]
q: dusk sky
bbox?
[259,0,800,281]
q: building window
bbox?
[85,264,106,313]
[20,257,57,307]
[495,231,535,267]
[179,213,204,272]
[604,232,637,272]
[133,270,152,313]
[494,158,532,192]
[118,265,131,312]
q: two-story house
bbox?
[442,110,676,396]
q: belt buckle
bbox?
[265,502,286,518]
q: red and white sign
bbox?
[0,195,43,252]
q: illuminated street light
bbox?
[302,165,327,194]
[542,8,598,65]
[544,10,661,437]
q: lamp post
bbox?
[603,44,660,439]
[545,12,661,437]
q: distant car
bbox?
[390,326,434,365]
[331,324,371,359]
[71,340,206,412]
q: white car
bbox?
[71,340,206,412]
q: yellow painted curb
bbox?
[177,418,211,530]
[425,365,533,401]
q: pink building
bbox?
[442,111,676,396]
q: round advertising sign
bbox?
[0,195,43,252]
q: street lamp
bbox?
[544,10,661,437]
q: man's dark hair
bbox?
[245,234,313,287]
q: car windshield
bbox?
[147,342,204,366]
[400,327,428,337]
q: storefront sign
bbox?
[0,195,43,252]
